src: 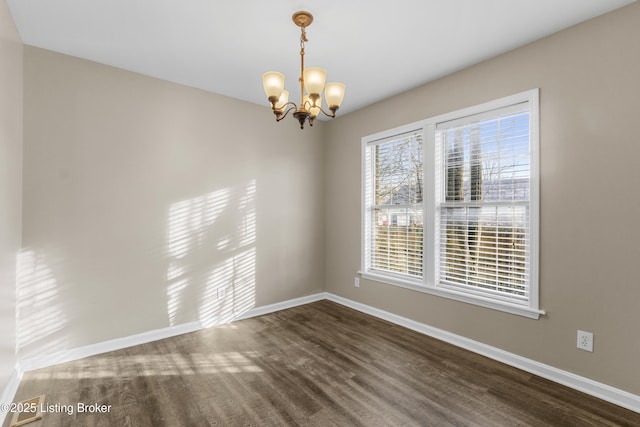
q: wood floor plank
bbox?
[4,300,640,426]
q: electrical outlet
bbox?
[577,330,593,352]
[354,277,360,288]
[217,287,226,300]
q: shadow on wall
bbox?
[166,179,257,328]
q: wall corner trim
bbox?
[325,293,640,414]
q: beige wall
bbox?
[20,47,325,359]
[325,2,640,395]
[7,0,640,402]
[0,0,22,395]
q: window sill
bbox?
[359,271,544,320]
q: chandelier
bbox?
[262,11,345,129]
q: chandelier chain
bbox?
[299,27,306,102]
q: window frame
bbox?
[361,123,428,287]
[361,124,426,284]
[361,89,542,319]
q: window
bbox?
[362,89,540,318]
[363,127,424,280]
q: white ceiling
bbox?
[7,0,636,116]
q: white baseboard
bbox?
[1,291,326,427]
[18,321,203,373]
[19,292,327,374]
[6,291,638,416]
[0,369,22,419]
[325,293,640,414]
[235,292,326,320]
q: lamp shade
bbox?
[262,71,285,98]
[303,67,327,96]
[325,82,345,108]
[275,90,289,109]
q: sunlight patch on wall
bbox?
[166,187,231,325]
[166,180,257,328]
[199,247,256,327]
[15,249,69,357]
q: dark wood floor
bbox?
[5,300,640,426]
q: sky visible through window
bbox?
[443,112,530,203]
[374,133,423,207]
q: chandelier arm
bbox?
[315,105,338,119]
[275,104,298,122]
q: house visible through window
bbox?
[363,129,424,279]
[362,89,540,318]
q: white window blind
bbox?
[364,129,424,279]
[436,103,532,305]
[361,90,540,318]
